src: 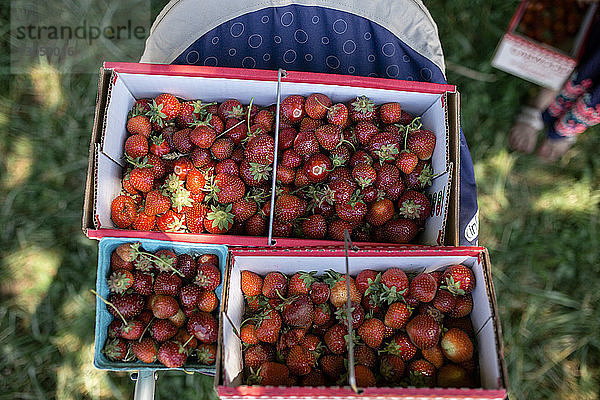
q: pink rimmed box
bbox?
[217,245,507,399]
[83,62,460,246]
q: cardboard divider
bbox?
[218,246,507,399]
[93,237,227,374]
[83,63,460,246]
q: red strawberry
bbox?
[321,354,345,378]
[190,125,217,148]
[350,150,374,168]
[150,294,179,319]
[315,124,342,150]
[196,343,217,365]
[409,273,438,302]
[379,354,405,384]
[282,295,315,328]
[244,343,275,370]
[175,253,197,279]
[185,168,207,194]
[215,158,240,175]
[384,302,412,329]
[365,198,395,227]
[239,159,272,187]
[245,133,275,165]
[131,337,159,363]
[384,333,418,361]
[398,190,431,222]
[156,209,186,232]
[146,154,167,179]
[257,362,290,386]
[324,323,347,354]
[355,269,378,294]
[149,134,170,157]
[153,94,181,120]
[300,370,326,386]
[327,219,352,241]
[195,262,221,291]
[354,344,377,369]
[254,109,275,131]
[309,281,330,305]
[404,160,434,190]
[150,318,177,342]
[274,194,306,223]
[154,271,182,296]
[241,270,263,297]
[406,313,441,349]
[384,218,419,243]
[157,341,187,368]
[118,319,144,340]
[254,308,282,343]
[144,190,171,216]
[129,167,154,193]
[190,148,212,168]
[449,294,473,318]
[330,144,351,167]
[432,289,456,313]
[293,131,319,157]
[262,272,287,298]
[210,137,234,160]
[381,268,409,292]
[352,163,377,188]
[127,115,152,137]
[354,121,378,146]
[124,134,149,158]
[440,328,474,363]
[197,290,219,312]
[281,148,302,168]
[349,95,375,122]
[172,158,194,180]
[305,93,331,120]
[408,359,436,386]
[313,302,331,326]
[286,344,315,376]
[103,338,128,361]
[241,323,259,345]
[302,153,331,183]
[110,195,138,228]
[208,173,245,204]
[107,269,134,294]
[225,118,249,144]
[288,272,315,296]
[281,95,305,123]
[299,214,326,239]
[379,102,402,124]
[375,163,400,191]
[442,265,475,295]
[204,204,234,234]
[108,293,144,319]
[276,165,296,184]
[326,272,361,308]
[421,344,444,368]
[357,317,385,349]
[245,213,267,236]
[396,150,419,174]
[132,271,153,296]
[218,99,245,120]
[407,129,436,160]
[187,311,218,343]
[179,284,201,308]
[327,103,348,126]
[368,132,400,163]
[335,200,367,224]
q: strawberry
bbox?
[384,218,419,243]
[379,102,403,124]
[365,198,395,227]
[127,115,152,137]
[129,167,154,193]
[357,317,384,349]
[353,121,378,146]
[276,165,296,184]
[172,158,194,180]
[195,262,221,291]
[255,362,290,386]
[321,354,345,378]
[152,93,181,121]
[408,359,436,386]
[108,292,144,319]
[281,95,305,123]
[368,132,400,163]
[406,313,441,349]
[208,173,245,204]
[432,289,456,313]
[179,284,201,308]
[190,147,212,168]
[384,302,412,329]
[262,272,287,298]
[409,273,438,302]
[315,124,342,150]
[156,209,186,232]
[169,308,187,327]
[286,344,315,376]
[437,364,474,388]
[288,272,316,296]
[197,290,219,312]
[254,109,275,131]
[327,219,352,241]
[349,95,375,122]
[352,364,375,387]
[215,158,240,176]
[149,134,170,157]
[407,129,436,160]
[399,192,431,223]
[375,163,400,191]
[157,341,187,368]
[379,354,405,383]
[204,204,234,233]
[107,269,134,294]
[217,99,245,120]
[110,195,138,228]
[131,337,159,363]
[124,134,149,158]
[281,148,302,168]
[300,370,326,386]
[449,294,473,318]
[325,271,361,308]
[245,133,275,165]
[146,154,167,179]
[293,131,319,157]
[241,323,259,345]
[421,344,444,368]
[404,160,434,190]
[282,295,315,328]
[324,323,347,354]
[187,311,218,343]
[225,118,249,144]
[396,150,419,174]
[349,150,374,168]
[144,190,171,216]
[209,137,233,160]
[381,268,409,292]
[241,270,263,297]
[274,194,306,223]
[352,163,376,188]
[150,294,179,319]
[310,282,330,305]
[384,333,418,361]
[244,343,275,370]
[335,200,367,224]
[301,214,328,239]
[150,319,177,342]
[190,125,217,148]
[330,144,351,167]
[254,308,282,343]
[442,265,475,295]
[440,328,474,363]
[154,271,182,296]
[327,103,348,126]
[103,338,128,361]
[245,213,267,236]
[185,168,206,194]
[305,93,331,120]
[354,344,377,369]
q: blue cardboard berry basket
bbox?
[94,237,228,375]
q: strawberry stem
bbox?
[247,97,255,133]
[90,289,129,326]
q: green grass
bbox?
[1,0,599,399]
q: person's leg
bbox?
[508,88,558,154]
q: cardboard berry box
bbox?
[82,62,460,246]
[93,237,227,375]
[492,0,598,90]
[216,246,508,399]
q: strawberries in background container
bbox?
[218,246,508,399]
[83,63,461,246]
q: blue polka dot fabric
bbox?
[170,4,479,245]
[172,4,445,82]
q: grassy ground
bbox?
[0,0,598,399]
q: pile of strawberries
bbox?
[110,91,437,243]
[238,264,478,388]
[98,242,220,368]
